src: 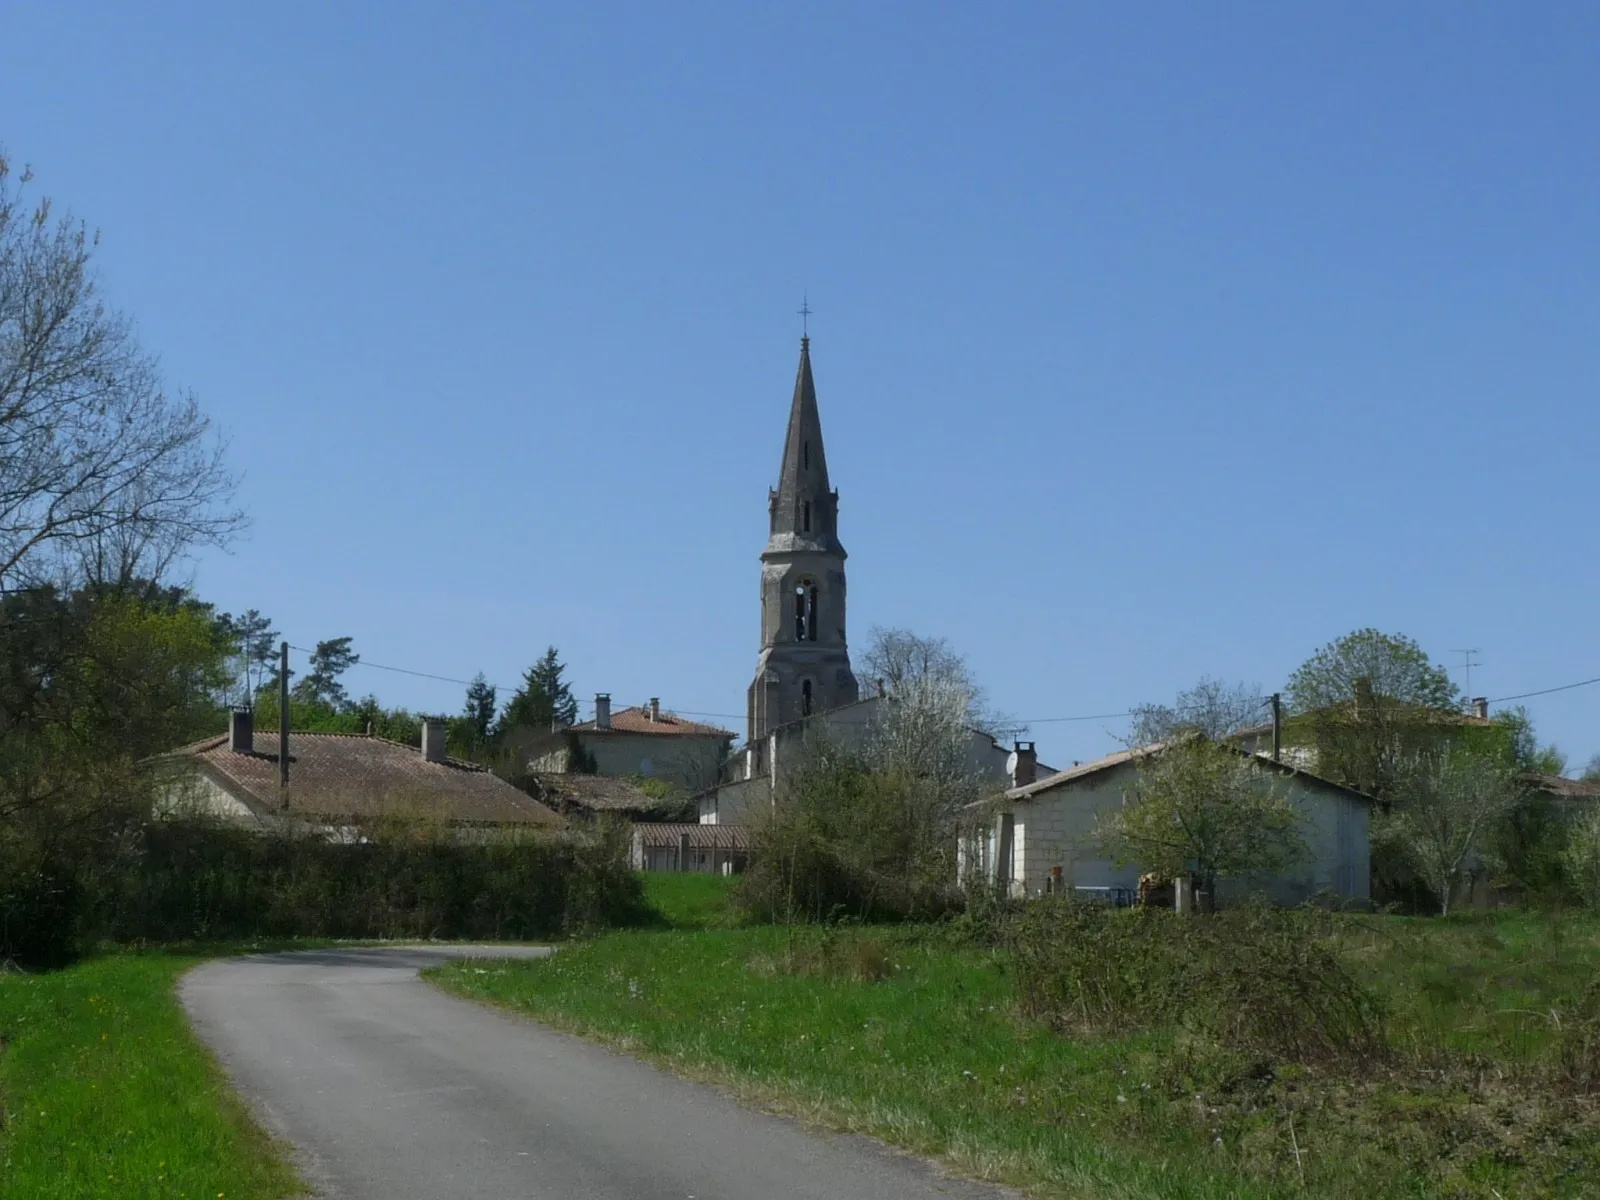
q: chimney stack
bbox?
[1353,675,1375,720]
[649,697,660,723]
[421,717,448,763]
[1009,741,1038,788]
[595,693,611,731]
[1471,696,1489,720]
[229,708,254,754]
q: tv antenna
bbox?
[1450,648,1482,705]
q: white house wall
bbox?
[998,762,1370,905]
[700,697,1027,825]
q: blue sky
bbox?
[4,3,1597,768]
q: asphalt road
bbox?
[180,946,1016,1200]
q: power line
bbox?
[1488,676,1600,704]
[284,643,1600,726]
[286,645,509,693]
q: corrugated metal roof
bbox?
[631,823,752,849]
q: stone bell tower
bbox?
[746,336,859,742]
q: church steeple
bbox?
[748,336,859,743]
[767,337,844,556]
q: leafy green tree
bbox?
[1288,629,1459,714]
[291,637,358,711]
[1585,754,1600,783]
[1563,807,1600,907]
[497,647,576,736]
[1286,629,1460,800]
[1492,705,1566,775]
[1375,750,1524,916]
[1094,738,1308,906]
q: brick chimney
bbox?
[1471,697,1489,720]
[229,708,254,754]
[421,717,448,763]
[649,697,661,723]
[1009,741,1037,788]
[595,693,611,731]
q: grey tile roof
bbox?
[168,732,564,827]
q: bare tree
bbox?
[1376,750,1524,916]
[860,626,1021,738]
[0,154,242,591]
[1128,677,1265,746]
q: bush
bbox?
[1004,896,1385,1066]
[733,738,967,925]
[0,815,647,966]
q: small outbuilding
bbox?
[969,743,1372,907]
[630,823,751,874]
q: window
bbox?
[803,441,810,469]
[793,581,818,641]
[802,500,811,533]
[801,679,813,716]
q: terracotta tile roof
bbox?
[167,733,564,827]
[1522,772,1600,800]
[631,823,752,850]
[569,707,734,737]
[523,773,656,813]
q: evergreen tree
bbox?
[463,673,498,742]
[496,646,576,736]
[291,636,359,711]
[216,608,277,705]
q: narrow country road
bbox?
[180,947,1016,1200]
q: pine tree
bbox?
[463,673,498,742]
[291,636,359,711]
[496,646,576,736]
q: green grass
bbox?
[0,947,308,1200]
[638,871,739,929]
[432,906,1600,1200]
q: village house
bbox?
[524,695,733,793]
[696,694,1046,824]
[969,743,1373,907]
[1231,691,1501,770]
[155,709,564,834]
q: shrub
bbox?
[734,733,969,925]
[1004,896,1385,1066]
[0,815,647,966]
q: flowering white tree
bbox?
[1377,750,1523,915]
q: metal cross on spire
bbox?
[798,294,812,339]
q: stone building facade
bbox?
[746,337,860,742]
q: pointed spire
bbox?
[767,337,843,555]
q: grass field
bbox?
[434,878,1600,1199]
[0,947,307,1200]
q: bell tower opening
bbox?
[793,580,818,642]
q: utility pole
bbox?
[1270,693,1282,763]
[279,640,290,799]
